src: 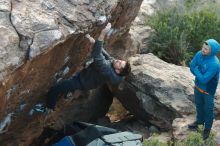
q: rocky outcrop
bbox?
[0,0,143,145]
[113,53,220,144]
[114,53,195,129]
[114,53,220,130]
[1,0,219,145]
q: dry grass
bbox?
[106,98,129,122]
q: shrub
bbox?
[143,138,168,146]
[145,2,220,65]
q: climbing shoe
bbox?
[29,104,54,116]
[203,129,211,140]
[188,121,203,130]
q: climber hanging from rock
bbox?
[31,22,131,115]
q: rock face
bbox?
[114,53,220,130]
[1,0,220,145]
[0,0,143,145]
[113,53,220,143]
[114,53,195,129]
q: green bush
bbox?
[175,132,204,146]
[145,2,220,65]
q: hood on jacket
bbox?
[205,39,220,56]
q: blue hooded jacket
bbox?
[190,39,220,95]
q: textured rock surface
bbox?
[1,0,219,145]
[113,53,220,144]
[114,54,194,129]
[114,53,220,130]
[0,0,143,145]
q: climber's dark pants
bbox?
[46,72,84,110]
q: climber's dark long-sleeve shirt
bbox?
[79,40,123,90]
